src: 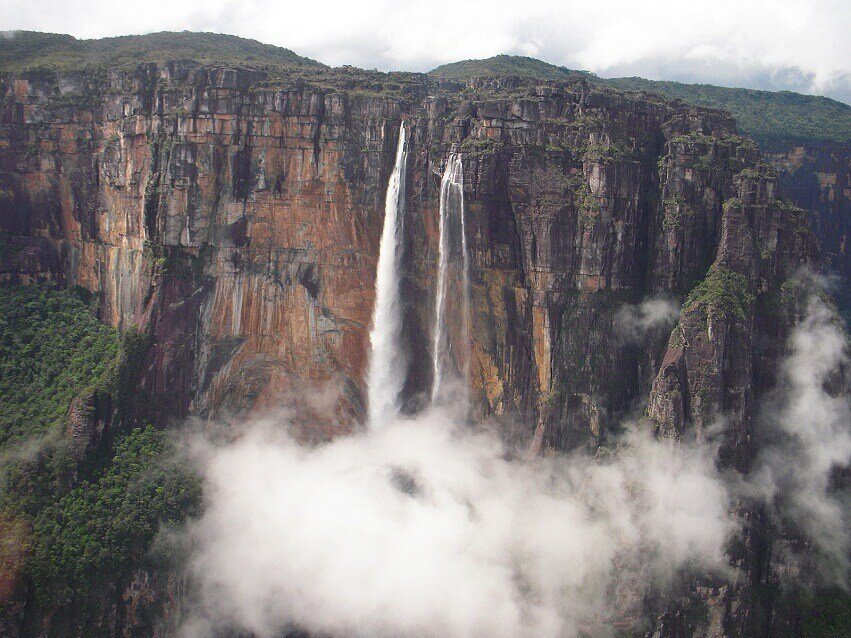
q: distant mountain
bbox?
[428,55,851,146]
[0,30,324,73]
[607,77,851,146]
[429,54,593,83]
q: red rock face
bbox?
[0,67,820,450]
[1,67,408,432]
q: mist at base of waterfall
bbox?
[168,294,849,638]
[177,406,735,638]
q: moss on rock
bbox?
[685,265,754,322]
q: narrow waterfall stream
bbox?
[431,153,471,408]
[366,122,409,428]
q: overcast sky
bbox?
[3,0,849,103]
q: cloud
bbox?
[751,295,851,579]
[614,297,680,343]
[159,286,851,637]
[0,427,64,490]
[1,0,848,102]
[179,409,736,637]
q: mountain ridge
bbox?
[2,32,849,145]
[0,30,324,73]
[429,54,595,83]
[429,54,851,145]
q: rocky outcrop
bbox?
[645,162,820,635]
[0,64,825,636]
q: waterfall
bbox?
[431,153,471,408]
[367,122,409,428]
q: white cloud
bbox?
[2,0,848,101]
[751,295,851,579]
[157,282,850,637]
[614,297,680,343]
[179,410,736,637]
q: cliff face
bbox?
[0,66,816,437]
[763,142,849,321]
[0,63,823,635]
[1,64,407,432]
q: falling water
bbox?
[367,122,409,428]
[431,153,471,407]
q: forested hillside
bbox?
[0,286,198,633]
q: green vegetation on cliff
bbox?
[0,285,199,609]
[427,54,850,145]
[460,136,504,156]
[662,197,699,232]
[685,265,754,322]
[4,33,848,146]
[1,31,427,100]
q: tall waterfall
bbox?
[367,122,409,428]
[431,153,471,408]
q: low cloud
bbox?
[0,428,64,489]
[614,297,680,343]
[178,410,736,637]
[751,295,851,579]
[163,289,851,637]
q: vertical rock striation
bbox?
[0,68,819,442]
[763,141,850,322]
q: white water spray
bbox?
[431,153,471,407]
[367,122,409,428]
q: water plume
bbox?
[367,122,409,428]
[431,153,471,409]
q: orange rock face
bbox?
[0,67,819,447]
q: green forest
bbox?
[0,285,199,615]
